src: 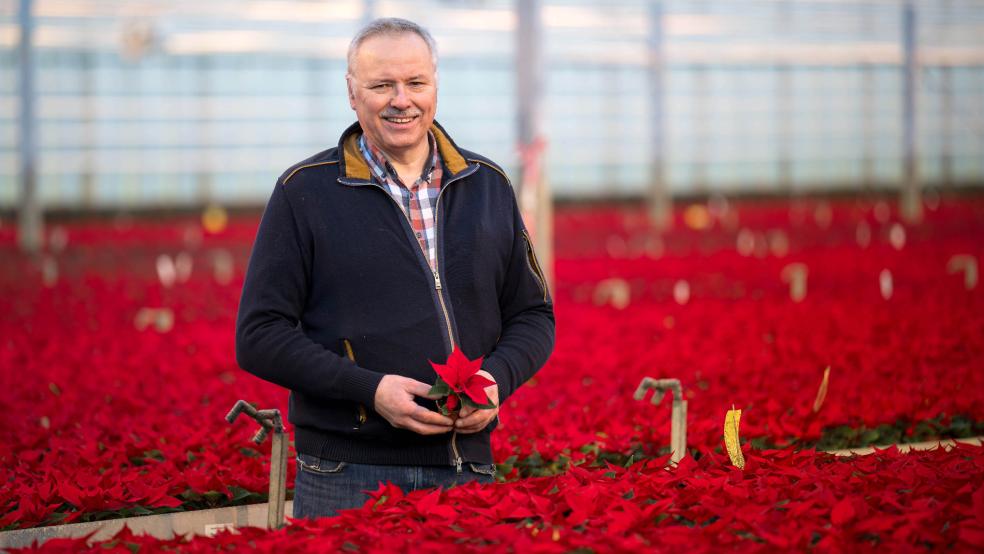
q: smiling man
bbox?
[346,27,437,184]
[235,18,555,519]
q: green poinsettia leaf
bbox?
[428,377,451,398]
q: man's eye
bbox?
[371,84,390,90]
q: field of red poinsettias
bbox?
[28,446,984,552]
[1,195,983,550]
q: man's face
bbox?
[347,33,437,160]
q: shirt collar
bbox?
[359,132,439,187]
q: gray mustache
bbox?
[381,109,421,118]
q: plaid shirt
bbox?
[359,133,444,270]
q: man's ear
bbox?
[345,75,356,110]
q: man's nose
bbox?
[390,85,412,109]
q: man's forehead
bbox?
[360,71,433,82]
[351,33,435,72]
[353,65,436,83]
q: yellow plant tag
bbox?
[812,366,831,413]
[724,406,745,470]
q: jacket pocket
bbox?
[342,338,368,429]
[467,463,497,477]
[296,453,347,475]
[521,229,550,302]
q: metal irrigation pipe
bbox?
[633,377,688,464]
[225,400,288,530]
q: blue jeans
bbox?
[292,453,497,519]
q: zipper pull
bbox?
[451,430,463,474]
[433,270,442,289]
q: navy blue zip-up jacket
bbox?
[235,121,555,467]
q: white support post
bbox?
[267,430,288,530]
[516,0,553,291]
[634,377,688,464]
[775,0,793,194]
[900,1,923,222]
[646,1,670,229]
[226,401,288,530]
[18,0,42,254]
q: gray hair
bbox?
[347,18,438,75]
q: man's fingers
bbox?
[456,408,493,425]
[411,405,455,427]
[376,374,500,435]
[392,407,453,434]
[456,421,491,433]
[400,419,454,435]
[406,379,441,399]
[455,409,498,433]
[375,375,457,435]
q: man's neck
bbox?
[372,140,431,186]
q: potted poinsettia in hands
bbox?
[428,348,499,434]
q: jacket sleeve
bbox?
[481,184,556,401]
[235,180,384,408]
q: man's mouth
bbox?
[383,114,419,125]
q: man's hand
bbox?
[374,375,454,435]
[455,370,499,434]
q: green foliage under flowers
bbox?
[498,414,983,480]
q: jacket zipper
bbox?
[451,433,463,474]
[431,181,460,352]
[342,339,368,429]
[428,161,480,348]
[340,164,478,474]
[521,229,550,302]
[434,170,478,475]
[431,269,455,352]
[434,265,463,471]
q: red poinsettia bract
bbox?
[428,347,496,416]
